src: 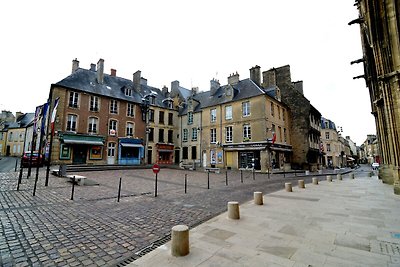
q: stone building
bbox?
[262,66,322,171]
[320,117,340,168]
[351,0,400,193]
[197,67,292,172]
[47,58,178,166]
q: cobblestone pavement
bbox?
[0,166,357,266]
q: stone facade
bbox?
[352,0,400,194]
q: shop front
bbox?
[156,143,174,164]
[58,133,105,165]
[118,138,144,165]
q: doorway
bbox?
[73,145,87,164]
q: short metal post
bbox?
[283,168,286,178]
[17,167,23,191]
[225,170,228,186]
[207,172,210,189]
[71,176,76,200]
[155,173,158,197]
[295,170,297,177]
[252,168,255,180]
[184,174,187,194]
[117,177,122,202]
[15,158,18,172]
[33,171,39,196]
[268,168,270,179]
[241,170,243,183]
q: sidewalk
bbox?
[129,173,400,267]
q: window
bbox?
[325,132,330,139]
[284,128,287,143]
[168,130,173,143]
[242,101,250,117]
[210,128,216,143]
[126,122,134,137]
[327,143,331,152]
[225,105,232,120]
[191,128,198,141]
[278,106,281,119]
[69,92,79,108]
[148,128,154,142]
[127,103,135,117]
[109,120,117,135]
[168,113,173,125]
[271,102,274,117]
[125,87,133,97]
[182,147,188,159]
[150,96,155,105]
[148,109,155,122]
[283,109,286,121]
[8,132,13,141]
[167,100,173,109]
[243,124,251,140]
[188,112,193,125]
[158,129,164,142]
[183,129,188,142]
[278,126,282,142]
[90,96,99,112]
[191,146,197,160]
[226,126,233,142]
[108,142,116,157]
[67,114,77,131]
[159,111,165,124]
[88,117,98,133]
[210,109,217,122]
[110,100,118,114]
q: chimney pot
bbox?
[111,69,116,77]
[90,63,96,71]
[228,72,240,85]
[250,65,261,86]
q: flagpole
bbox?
[45,97,59,186]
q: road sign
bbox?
[152,164,160,174]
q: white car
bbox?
[372,162,379,170]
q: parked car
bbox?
[371,162,380,170]
[21,151,44,167]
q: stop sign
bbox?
[152,164,160,174]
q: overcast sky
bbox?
[0,0,375,145]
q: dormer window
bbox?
[125,87,133,97]
[167,100,173,109]
[150,96,155,105]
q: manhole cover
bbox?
[378,241,400,256]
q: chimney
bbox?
[162,86,169,96]
[262,68,276,88]
[110,69,117,77]
[228,72,240,85]
[97,58,104,84]
[210,78,220,95]
[15,112,23,121]
[249,65,261,86]
[191,87,198,96]
[171,80,180,95]
[133,70,141,92]
[90,63,96,71]
[292,81,303,95]
[72,58,79,73]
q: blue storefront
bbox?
[118,138,144,165]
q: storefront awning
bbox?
[120,143,143,148]
[61,134,105,145]
[224,146,266,151]
[271,147,292,152]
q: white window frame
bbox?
[110,100,118,114]
[88,117,98,133]
[90,96,99,112]
[210,108,217,122]
[108,142,116,157]
[126,122,134,137]
[183,129,188,142]
[243,124,251,140]
[242,101,250,117]
[67,114,77,131]
[210,128,217,143]
[225,105,232,120]
[188,112,193,125]
[127,103,135,117]
[109,120,117,135]
[191,128,198,141]
[226,126,233,142]
[69,92,79,108]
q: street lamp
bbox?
[141,92,156,165]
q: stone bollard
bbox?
[350,173,355,179]
[327,175,332,182]
[171,225,190,257]
[312,177,319,185]
[285,182,293,192]
[254,192,263,205]
[337,174,342,180]
[298,180,305,189]
[228,201,240,219]
[305,170,310,175]
[318,170,323,175]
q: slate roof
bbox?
[4,113,34,130]
[321,117,337,130]
[55,68,173,109]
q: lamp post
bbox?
[141,93,155,165]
